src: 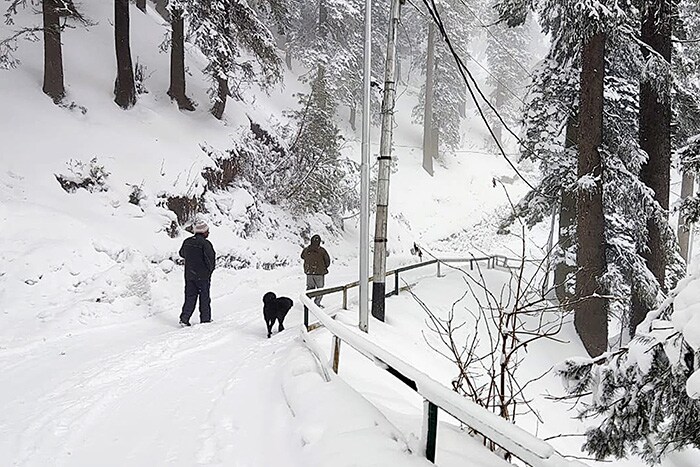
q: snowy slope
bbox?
[0,1,536,466]
[11,0,691,466]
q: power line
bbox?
[419,0,548,193]
[457,0,534,77]
[406,0,526,104]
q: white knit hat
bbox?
[193,221,209,234]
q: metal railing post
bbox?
[422,399,438,462]
[304,304,309,330]
[394,271,400,296]
[342,287,348,310]
[437,261,442,277]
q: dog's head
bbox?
[263,292,277,304]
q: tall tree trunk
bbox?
[349,105,357,131]
[458,83,467,118]
[678,172,695,264]
[285,39,293,70]
[630,0,672,337]
[371,0,401,322]
[492,82,506,146]
[42,0,65,102]
[114,0,136,109]
[555,115,578,308]
[167,8,194,111]
[136,0,146,13]
[422,21,436,176]
[211,76,229,120]
[575,31,608,358]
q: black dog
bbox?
[263,292,294,338]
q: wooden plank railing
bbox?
[300,256,585,467]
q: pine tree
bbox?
[410,0,474,159]
[42,0,64,102]
[114,0,137,109]
[185,0,283,119]
[3,0,84,103]
[497,0,684,349]
[166,1,194,111]
[286,0,387,128]
[286,74,357,221]
[558,290,700,463]
[576,17,607,357]
[630,0,673,337]
[484,0,532,147]
[674,0,700,262]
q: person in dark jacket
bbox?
[179,221,216,326]
[301,234,331,306]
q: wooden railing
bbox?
[300,256,585,467]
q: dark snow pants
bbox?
[180,279,211,324]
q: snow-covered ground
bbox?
[2,1,699,466]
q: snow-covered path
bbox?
[2,293,307,467]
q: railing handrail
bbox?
[305,255,514,299]
[300,255,586,467]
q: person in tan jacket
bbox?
[301,234,331,306]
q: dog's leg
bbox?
[267,319,273,338]
[278,316,285,333]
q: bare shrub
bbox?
[55,157,110,193]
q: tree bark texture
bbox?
[371,0,401,322]
[575,32,608,358]
[349,105,357,131]
[630,0,672,336]
[555,115,578,307]
[42,0,65,102]
[114,0,137,109]
[167,8,194,111]
[422,21,436,176]
[211,76,229,120]
[492,82,506,146]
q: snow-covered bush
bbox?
[134,59,151,95]
[128,183,145,206]
[558,265,700,463]
[210,115,358,226]
[55,157,110,193]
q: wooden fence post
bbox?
[394,271,400,296]
[304,305,309,330]
[331,336,341,373]
[437,261,442,277]
[422,399,438,462]
[342,287,348,310]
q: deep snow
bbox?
[2,1,700,466]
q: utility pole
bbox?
[359,0,372,332]
[371,0,402,321]
[422,21,435,176]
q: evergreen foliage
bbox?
[178,0,284,116]
[558,309,700,463]
[498,1,684,338]
[213,78,358,225]
[409,0,473,153]
[483,0,532,146]
[285,0,388,124]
